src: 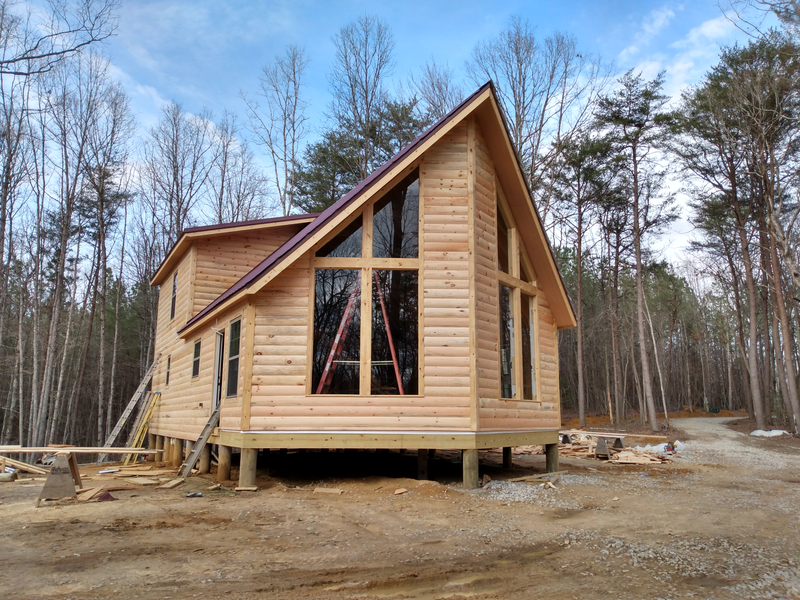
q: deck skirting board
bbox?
[212,429,558,450]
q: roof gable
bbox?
[151,214,317,286]
[179,82,575,337]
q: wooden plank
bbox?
[0,447,160,454]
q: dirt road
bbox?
[2,417,799,599]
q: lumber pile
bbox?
[559,439,597,458]
[609,449,675,464]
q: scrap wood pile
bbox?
[559,432,679,464]
[2,455,193,502]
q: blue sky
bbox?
[106,1,774,133]
[103,1,776,260]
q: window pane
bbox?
[499,284,514,398]
[229,320,241,359]
[312,269,361,394]
[371,270,418,395]
[227,320,241,396]
[372,172,419,259]
[192,340,201,378]
[521,294,536,399]
[226,357,239,397]
[497,211,510,273]
[317,215,363,258]
[166,355,171,386]
[170,272,178,319]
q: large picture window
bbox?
[312,169,420,396]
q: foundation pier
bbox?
[545,443,559,473]
[417,449,428,480]
[462,449,479,489]
[502,447,512,469]
[217,445,232,482]
[239,448,258,488]
[198,445,211,474]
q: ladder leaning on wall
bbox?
[98,355,161,463]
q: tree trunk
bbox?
[632,146,659,431]
[769,232,800,432]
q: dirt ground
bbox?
[3,417,800,600]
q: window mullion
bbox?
[360,267,372,396]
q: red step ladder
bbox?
[316,271,404,395]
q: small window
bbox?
[521,294,536,399]
[499,285,514,398]
[497,211,510,273]
[192,339,201,378]
[165,355,171,386]
[226,319,241,397]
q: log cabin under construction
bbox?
[148,82,576,488]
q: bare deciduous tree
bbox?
[410,59,464,121]
[243,45,308,217]
[208,111,269,224]
[329,14,395,180]
[0,0,118,76]
[466,17,606,217]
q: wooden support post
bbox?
[503,447,512,469]
[239,448,257,489]
[417,449,429,480]
[173,439,181,466]
[184,439,192,460]
[545,443,559,473]
[462,449,479,490]
[217,445,232,482]
[147,434,156,462]
[198,445,211,474]
[155,436,164,463]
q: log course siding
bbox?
[192,226,303,317]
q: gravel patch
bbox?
[559,529,800,600]
[673,418,798,471]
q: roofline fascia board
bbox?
[150,215,317,286]
[178,88,494,339]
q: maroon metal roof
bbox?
[180,82,495,333]
[182,213,318,235]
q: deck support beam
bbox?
[545,443,559,473]
[239,448,257,488]
[217,445,232,481]
[462,449,479,489]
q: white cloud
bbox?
[620,5,677,61]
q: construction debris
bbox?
[0,457,47,475]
